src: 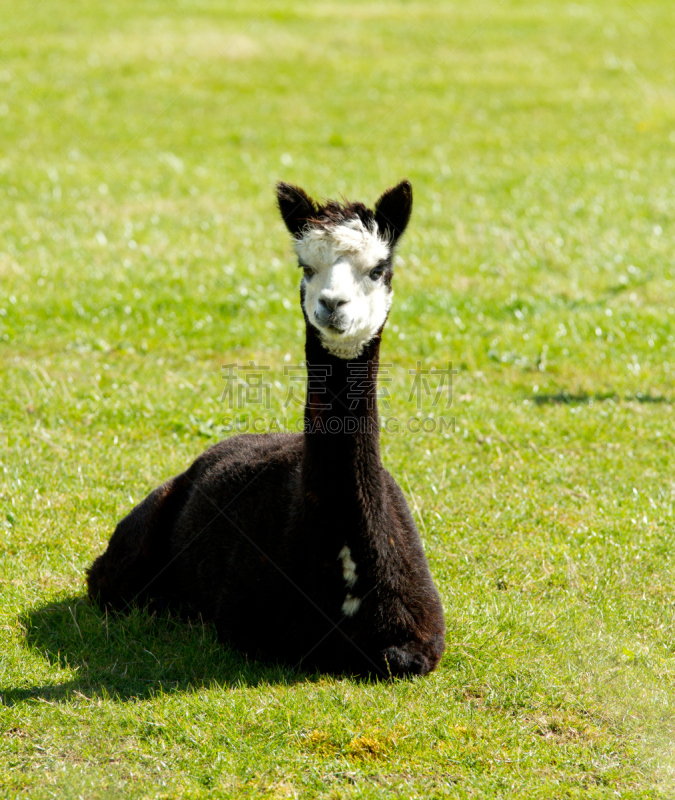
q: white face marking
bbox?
[342,594,362,616]
[296,219,393,360]
[337,545,358,588]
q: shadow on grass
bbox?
[533,391,670,406]
[2,596,311,706]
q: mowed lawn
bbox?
[1,0,674,797]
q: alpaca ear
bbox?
[374,180,413,246]
[277,182,317,238]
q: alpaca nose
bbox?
[319,296,348,313]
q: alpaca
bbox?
[87,180,446,677]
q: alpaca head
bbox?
[277,181,413,359]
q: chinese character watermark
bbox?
[221,361,271,409]
[408,362,457,409]
[221,361,457,412]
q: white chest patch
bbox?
[338,546,361,616]
[338,545,358,588]
[342,594,362,616]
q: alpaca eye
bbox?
[369,265,384,281]
[302,266,316,280]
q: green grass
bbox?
[1,0,674,796]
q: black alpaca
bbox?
[88,181,446,677]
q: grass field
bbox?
[1,0,675,796]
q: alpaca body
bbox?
[88,181,446,677]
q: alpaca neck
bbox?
[301,322,384,505]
